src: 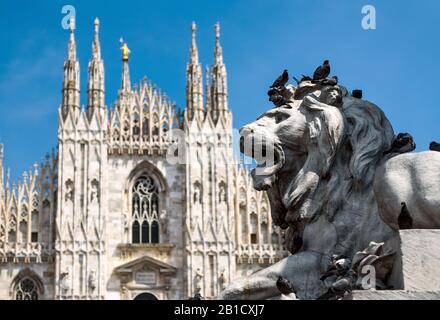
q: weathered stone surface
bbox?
[374,152,440,230]
[393,230,440,291]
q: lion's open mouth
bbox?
[240,133,285,190]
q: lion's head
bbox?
[240,85,394,252]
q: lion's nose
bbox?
[239,126,254,153]
[239,126,254,135]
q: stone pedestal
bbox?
[352,230,440,300]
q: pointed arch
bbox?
[125,161,168,244]
[10,268,44,300]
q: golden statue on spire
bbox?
[120,37,131,61]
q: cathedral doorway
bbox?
[133,292,158,300]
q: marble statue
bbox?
[88,270,97,292]
[219,72,440,300]
[194,268,204,295]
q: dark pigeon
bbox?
[321,76,338,86]
[398,202,413,230]
[313,60,330,81]
[317,270,356,300]
[276,276,295,295]
[352,89,363,99]
[270,69,289,88]
[385,133,416,154]
[320,255,350,281]
[292,74,313,84]
[430,141,440,152]
[189,293,203,300]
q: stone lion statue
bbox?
[218,82,440,300]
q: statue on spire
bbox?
[214,22,223,65]
[69,15,76,32]
[215,22,220,40]
[120,38,131,61]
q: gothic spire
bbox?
[210,23,228,122]
[87,17,105,116]
[92,17,101,59]
[185,22,203,120]
[61,16,80,119]
[190,22,199,65]
[214,23,223,65]
[119,38,131,95]
[205,65,211,110]
[68,16,77,60]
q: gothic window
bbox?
[131,174,160,244]
[261,222,268,244]
[250,213,258,244]
[152,115,159,136]
[142,119,149,139]
[132,221,140,243]
[240,205,247,244]
[133,114,140,138]
[31,210,39,243]
[14,278,39,300]
[19,221,27,243]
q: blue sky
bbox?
[0,0,439,182]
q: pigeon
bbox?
[398,202,413,230]
[385,133,416,154]
[352,89,363,99]
[317,270,356,300]
[292,74,313,85]
[313,60,331,81]
[320,255,351,281]
[430,141,440,152]
[276,276,295,295]
[189,293,203,300]
[270,69,289,88]
[321,76,338,86]
[267,88,287,108]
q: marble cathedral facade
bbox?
[0,19,287,300]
